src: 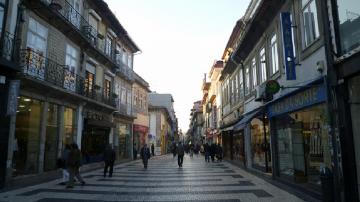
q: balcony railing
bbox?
[0,31,16,62]
[39,0,134,81]
[20,49,116,107]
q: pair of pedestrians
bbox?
[59,143,86,188]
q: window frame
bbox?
[301,0,320,49]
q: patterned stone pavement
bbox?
[0,155,305,202]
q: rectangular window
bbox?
[67,0,81,28]
[290,13,297,58]
[104,75,111,100]
[122,49,127,65]
[126,90,132,115]
[44,103,59,171]
[26,18,48,79]
[85,63,95,97]
[64,44,78,91]
[88,14,98,44]
[260,47,267,83]
[239,68,244,99]
[336,0,360,54]
[115,44,122,65]
[302,0,320,48]
[235,73,239,101]
[245,65,250,95]
[105,34,113,57]
[251,57,257,88]
[121,87,127,104]
[270,33,279,75]
[128,54,133,68]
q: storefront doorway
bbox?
[82,126,110,163]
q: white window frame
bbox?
[270,33,279,75]
[251,57,257,88]
[301,0,320,48]
[245,65,250,95]
[260,47,267,83]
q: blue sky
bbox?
[106,0,251,132]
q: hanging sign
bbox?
[280,12,296,80]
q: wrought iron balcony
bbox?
[20,49,116,107]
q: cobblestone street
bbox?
[0,155,306,202]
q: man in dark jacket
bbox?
[103,144,116,177]
[140,144,151,169]
[66,143,85,188]
[177,142,185,167]
[151,143,155,156]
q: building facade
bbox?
[132,72,150,155]
[325,0,360,201]
[188,100,204,146]
[216,0,341,200]
[148,93,177,155]
[1,0,140,187]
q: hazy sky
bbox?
[105,0,250,132]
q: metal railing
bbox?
[40,0,134,81]
[20,49,116,107]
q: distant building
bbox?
[148,93,178,154]
[132,72,151,154]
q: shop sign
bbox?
[280,12,296,80]
[267,85,326,118]
[266,80,280,95]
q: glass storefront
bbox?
[118,123,131,159]
[233,131,245,164]
[250,117,271,172]
[348,75,360,198]
[82,125,110,163]
[275,104,331,186]
[44,103,58,171]
[63,107,77,146]
[13,96,42,176]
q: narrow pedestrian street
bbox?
[0,155,305,202]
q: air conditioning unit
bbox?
[254,84,266,102]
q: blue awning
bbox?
[233,108,263,131]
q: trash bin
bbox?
[320,167,334,202]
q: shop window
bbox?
[44,103,59,171]
[336,0,360,55]
[302,0,320,48]
[251,117,271,172]
[233,132,245,163]
[275,104,332,185]
[63,107,77,146]
[13,97,42,176]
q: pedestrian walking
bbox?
[133,143,138,160]
[140,144,151,169]
[172,142,177,158]
[151,143,155,156]
[103,144,116,177]
[177,142,185,167]
[204,143,210,162]
[210,143,216,162]
[66,143,85,188]
[216,143,223,162]
[59,144,71,185]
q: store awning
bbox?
[233,108,263,131]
